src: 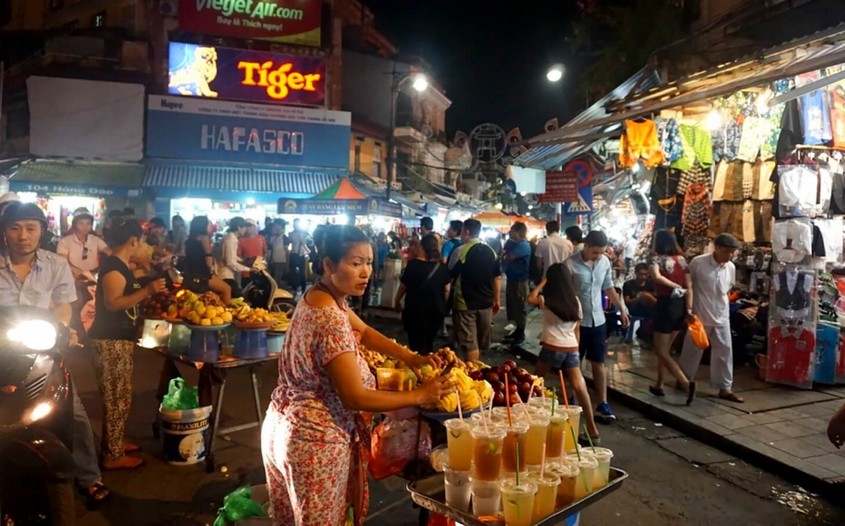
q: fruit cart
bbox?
[407,467,628,526]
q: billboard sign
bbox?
[178,0,322,47]
[168,42,325,106]
[538,170,579,203]
[146,95,350,168]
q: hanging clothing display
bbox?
[754,201,774,243]
[773,268,813,319]
[656,117,684,163]
[672,124,714,171]
[777,164,831,218]
[776,99,804,162]
[711,120,742,164]
[767,323,816,389]
[812,217,844,263]
[742,200,756,243]
[800,89,833,145]
[737,116,775,163]
[829,155,845,214]
[619,118,665,168]
[831,83,845,149]
[709,202,745,240]
[751,161,776,200]
[677,162,711,196]
[814,323,840,385]
[772,218,813,263]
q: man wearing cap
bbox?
[680,233,744,403]
[57,209,110,279]
[0,202,111,503]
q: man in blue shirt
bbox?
[503,222,532,346]
[441,220,463,261]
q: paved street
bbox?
[66,307,845,525]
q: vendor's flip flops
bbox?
[79,482,111,509]
[718,392,745,403]
[123,442,141,453]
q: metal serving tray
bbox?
[407,467,628,526]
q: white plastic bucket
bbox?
[159,404,212,465]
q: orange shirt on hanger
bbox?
[619,119,666,168]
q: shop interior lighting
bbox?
[706,109,723,131]
[246,197,256,206]
[755,88,774,114]
[494,203,503,210]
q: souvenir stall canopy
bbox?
[516,23,845,390]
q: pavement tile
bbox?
[806,453,845,477]
[656,437,737,465]
[706,413,757,430]
[802,432,841,452]
[766,408,812,421]
[685,400,745,417]
[768,438,831,459]
[710,388,835,413]
[735,424,792,444]
[743,412,785,425]
[793,417,832,433]
[797,403,841,417]
[763,421,819,439]
[740,440,841,480]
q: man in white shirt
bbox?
[680,233,744,403]
[535,220,573,277]
[215,217,250,296]
[56,210,110,279]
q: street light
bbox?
[546,64,564,82]
[386,69,428,200]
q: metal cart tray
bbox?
[407,467,628,526]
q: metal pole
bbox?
[386,71,398,201]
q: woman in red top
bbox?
[238,221,268,280]
[649,230,695,404]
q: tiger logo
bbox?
[169,46,219,98]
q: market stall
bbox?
[363,347,626,525]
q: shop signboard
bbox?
[168,42,325,107]
[539,170,578,203]
[178,0,322,47]
[9,181,142,198]
[562,160,593,216]
[278,197,402,218]
[146,95,350,168]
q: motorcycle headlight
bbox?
[7,320,58,351]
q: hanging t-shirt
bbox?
[800,89,833,145]
[736,116,774,162]
[830,83,845,149]
[777,165,819,218]
[767,325,816,388]
[672,124,714,171]
[776,99,804,162]
[656,117,684,163]
[619,119,665,168]
[772,269,813,318]
[772,218,813,263]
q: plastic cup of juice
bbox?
[562,406,583,453]
[470,426,506,481]
[524,415,550,467]
[444,467,472,512]
[501,421,529,474]
[546,412,568,463]
[471,479,501,517]
[548,462,580,508]
[566,454,598,500]
[591,447,614,489]
[499,478,538,526]
[527,397,554,411]
[525,471,560,522]
[444,418,473,472]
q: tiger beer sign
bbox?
[168,42,325,106]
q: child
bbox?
[528,262,601,444]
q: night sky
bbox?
[363,0,583,140]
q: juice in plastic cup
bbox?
[444,467,471,512]
[444,419,473,471]
[471,479,501,516]
[470,426,506,481]
[566,454,598,500]
[562,406,583,452]
[549,462,580,508]
[546,412,568,462]
[527,397,553,411]
[591,447,614,489]
[499,478,538,526]
[526,471,560,522]
[524,415,550,467]
[501,421,529,474]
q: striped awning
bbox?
[144,162,344,197]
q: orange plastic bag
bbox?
[687,315,710,350]
[368,416,431,480]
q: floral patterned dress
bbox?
[261,295,375,526]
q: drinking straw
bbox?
[540,443,546,478]
[515,443,521,487]
[480,402,490,433]
[582,423,597,454]
[504,374,513,426]
[558,370,570,407]
[569,426,581,461]
[455,388,464,423]
[551,388,557,417]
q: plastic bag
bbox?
[368,416,431,480]
[161,377,199,410]
[687,315,710,350]
[212,486,267,526]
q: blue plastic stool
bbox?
[187,329,221,362]
[235,329,269,360]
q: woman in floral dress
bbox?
[261,225,452,526]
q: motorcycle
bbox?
[0,306,76,526]
[242,256,296,312]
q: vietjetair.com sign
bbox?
[168,42,325,106]
[179,0,322,47]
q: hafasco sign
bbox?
[179,0,322,47]
[168,42,325,106]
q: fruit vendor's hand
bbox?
[415,374,454,406]
[407,352,441,373]
[146,278,167,296]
